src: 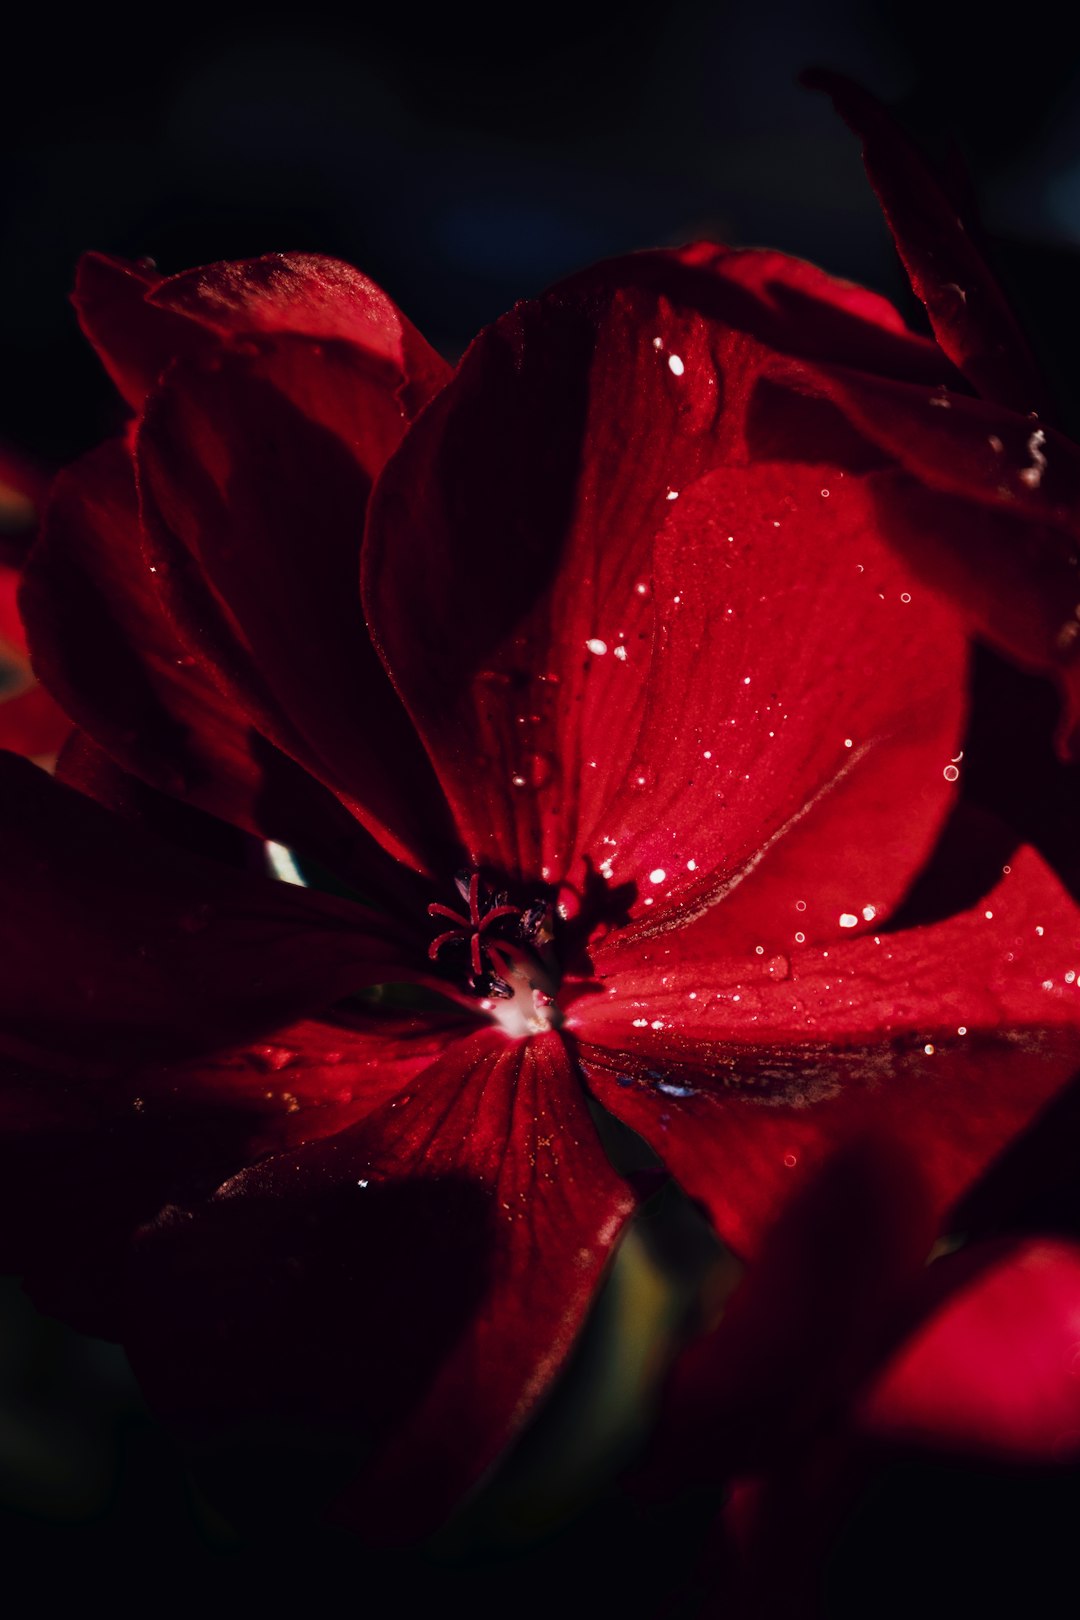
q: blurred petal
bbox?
[806,70,1049,415]
[0,750,420,1072]
[861,1239,1080,1462]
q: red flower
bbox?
[5,226,1080,1539]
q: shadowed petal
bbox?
[137,343,456,872]
[124,1027,634,1541]
[805,70,1049,415]
[0,750,421,1073]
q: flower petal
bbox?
[569,460,966,935]
[860,1239,1080,1462]
[71,253,190,409]
[148,251,450,419]
[364,269,964,914]
[0,1007,473,1336]
[0,750,419,1073]
[124,1027,634,1540]
[575,848,1080,1254]
[74,250,449,414]
[605,242,949,383]
[24,441,414,895]
[806,70,1049,415]
[649,1138,933,1487]
[0,683,70,758]
[136,341,456,872]
[773,364,1080,753]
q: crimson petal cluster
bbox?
[4,154,1080,1539]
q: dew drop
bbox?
[585,637,608,656]
[839,913,858,929]
[649,868,667,884]
[667,354,685,376]
[765,954,791,981]
[943,764,960,783]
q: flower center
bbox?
[427,871,561,1037]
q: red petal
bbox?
[137,342,455,872]
[861,1239,1080,1462]
[791,365,1080,753]
[0,1007,473,1338]
[147,1006,478,1160]
[625,242,949,384]
[364,271,965,908]
[24,444,413,895]
[0,561,28,658]
[806,70,1049,415]
[0,683,70,758]
[572,460,965,936]
[72,253,193,409]
[575,848,1080,1254]
[23,442,277,817]
[124,1028,634,1540]
[148,251,450,420]
[74,250,450,415]
[651,1138,933,1485]
[0,750,419,1073]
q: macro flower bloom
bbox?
[5,110,1080,1537]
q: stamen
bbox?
[426,871,560,1026]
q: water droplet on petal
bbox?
[765,954,791,981]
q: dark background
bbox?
[4,2,1080,462]
[3,3,1080,1612]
